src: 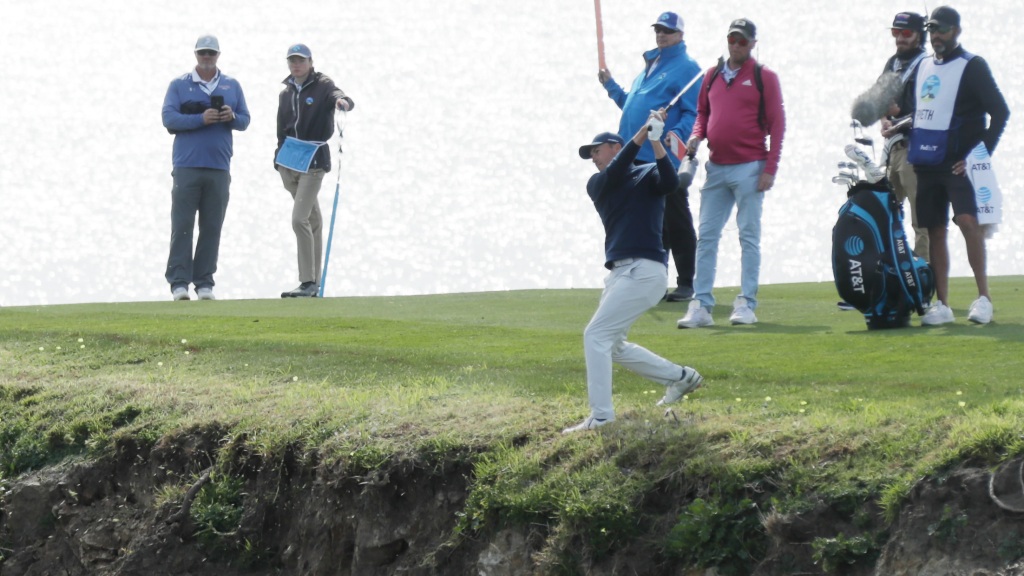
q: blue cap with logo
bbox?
[286,43,312,59]
[579,132,625,159]
[652,12,683,32]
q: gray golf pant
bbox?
[165,167,231,291]
[279,167,326,284]
[583,258,685,421]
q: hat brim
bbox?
[286,53,311,59]
[579,144,599,159]
[651,24,681,32]
[728,28,753,39]
[195,48,220,53]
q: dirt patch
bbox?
[5,436,1024,575]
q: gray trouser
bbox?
[165,167,231,291]
[279,167,326,284]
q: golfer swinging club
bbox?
[564,109,704,434]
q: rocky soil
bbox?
[4,432,1024,575]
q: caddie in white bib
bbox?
[908,52,974,165]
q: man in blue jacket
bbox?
[161,35,251,301]
[563,111,704,434]
[599,12,702,302]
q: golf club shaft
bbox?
[648,69,704,132]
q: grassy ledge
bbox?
[2,277,1023,572]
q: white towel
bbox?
[966,142,1002,238]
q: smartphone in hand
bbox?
[210,95,224,110]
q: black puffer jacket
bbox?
[275,70,354,172]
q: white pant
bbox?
[583,258,685,420]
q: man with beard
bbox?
[878,12,929,260]
[910,6,1010,325]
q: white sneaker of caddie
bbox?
[677,300,714,329]
[921,303,954,326]
[968,296,993,324]
[729,296,758,325]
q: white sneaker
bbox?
[196,287,216,301]
[562,415,615,434]
[921,303,954,326]
[729,296,758,325]
[657,367,704,406]
[172,286,190,301]
[844,144,885,183]
[677,300,714,329]
[968,296,993,324]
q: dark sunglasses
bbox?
[891,28,916,38]
[927,23,953,34]
[727,34,750,47]
[196,49,218,56]
[654,26,677,34]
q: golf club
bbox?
[318,113,346,298]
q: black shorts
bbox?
[916,171,977,228]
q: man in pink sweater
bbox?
[677,18,786,328]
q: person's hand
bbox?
[336,99,350,112]
[758,172,775,192]
[647,113,665,141]
[218,104,235,122]
[598,69,612,84]
[880,117,896,138]
[202,108,221,125]
[686,136,702,157]
[952,160,967,177]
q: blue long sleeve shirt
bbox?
[162,70,251,170]
[603,42,702,168]
[587,141,679,269]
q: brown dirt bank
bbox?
[4,431,1024,575]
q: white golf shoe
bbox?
[921,303,954,326]
[678,300,714,329]
[968,296,993,324]
[562,415,615,434]
[657,367,704,406]
[729,296,758,325]
[172,286,190,301]
[196,287,216,301]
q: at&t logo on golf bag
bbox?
[832,181,934,329]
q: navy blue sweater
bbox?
[587,140,679,269]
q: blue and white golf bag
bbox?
[832,180,934,329]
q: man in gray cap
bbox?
[563,111,704,434]
[909,6,1010,325]
[161,35,251,301]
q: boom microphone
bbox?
[850,72,903,127]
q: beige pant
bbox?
[279,167,326,284]
[887,143,929,261]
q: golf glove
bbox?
[647,116,664,141]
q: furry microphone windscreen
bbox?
[851,72,903,127]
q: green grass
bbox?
[2,277,1024,571]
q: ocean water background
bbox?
[1,0,1019,306]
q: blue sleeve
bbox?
[603,79,627,110]
[230,83,251,131]
[161,79,205,134]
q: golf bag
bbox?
[832,180,934,329]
